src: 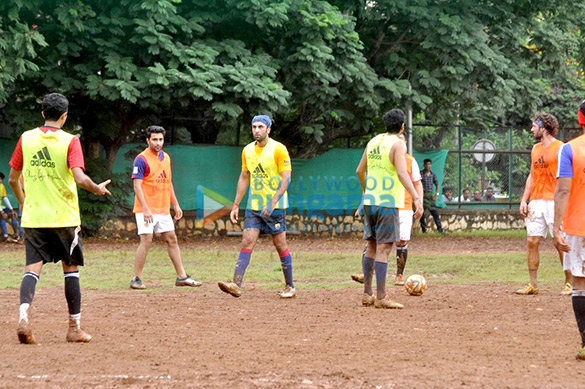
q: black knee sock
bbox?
[573,293,585,347]
[20,272,39,305]
[64,271,81,315]
[396,245,408,275]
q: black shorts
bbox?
[363,205,399,244]
[24,227,84,266]
[244,209,286,235]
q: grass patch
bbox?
[0,242,565,291]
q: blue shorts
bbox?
[244,209,286,235]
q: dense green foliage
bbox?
[2,0,584,156]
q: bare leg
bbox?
[527,236,541,287]
[161,230,187,279]
[134,233,153,279]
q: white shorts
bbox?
[526,199,554,238]
[399,209,414,242]
[563,234,585,277]
[135,213,175,235]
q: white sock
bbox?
[19,303,30,323]
[70,313,81,325]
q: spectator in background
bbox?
[441,187,453,202]
[458,188,471,202]
[0,172,18,242]
[420,158,444,233]
[483,186,496,202]
[473,190,482,201]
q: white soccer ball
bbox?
[404,274,427,296]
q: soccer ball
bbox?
[404,274,427,296]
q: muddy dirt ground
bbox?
[0,236,581,388]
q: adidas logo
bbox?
[155,170,169,183]
[252,163,269,178]
[534,156,548,169]
[30,146,56,168]
[368,145,382,160]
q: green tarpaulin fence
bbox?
[1,139,448,212]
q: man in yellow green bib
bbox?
[356,108,423,309]
[218,115,294,298]
[8,93,111,344]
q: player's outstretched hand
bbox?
[553,230,571,253]
[97,179,112,196]
[519,201,528,218]
[230,205,239,224]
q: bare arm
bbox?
[8,168,25,207]
[133,178,152,223]
[170,183,182,220]
[230,170,250,223]
[355,148,368,192]
[391,142,422,219]
[553,177,572,253]
[519,146,535,218]
[413,180,424,219]
[72,167,111,196]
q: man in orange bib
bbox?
[553,101,585,359]
[130,126,201,290]
[517,112,571,295]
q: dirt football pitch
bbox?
[2,236,585,388]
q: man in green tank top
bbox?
[8,93,111,344]
[356,108,423,309]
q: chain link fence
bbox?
[413,124,583,209]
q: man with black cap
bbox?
[218,115,295,299]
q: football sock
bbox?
[279,249,294,288]
[362,256,375,294]
[64,271,81,315]
[20,271,39,305]
[572,291,585,347]
[0,219,7,237]
[233,249,252,287]
[396,244,408,275]
[70,313,81,326]
[375,261,388,299]
[19,272,39,323]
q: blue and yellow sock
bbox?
[279,249,294,288]
[233,249,252,287]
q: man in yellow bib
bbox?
[8,93,111,344]
[218,115,294,298]
[356,108,423,309]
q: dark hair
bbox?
[381,109,404,133]
[42,93,68,121]
[423,158,432,164]
[145,125,166,139]
[0,172,4,179]
[533,112,559,136]
[486,186,494,191]
[443,187,452,193]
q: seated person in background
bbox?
[457,188,471,202]
[473,190,482,201]
[441,187,453,202]
[483,186,496,202]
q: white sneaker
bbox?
[279,286,296,299]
